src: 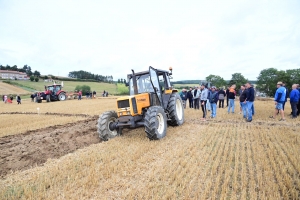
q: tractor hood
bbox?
[116,93,150,117]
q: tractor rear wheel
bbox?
[46,95,51,102]
[58,92,66,101]
[144,106,167,140]
[97,111,118,141]
[167,93,184,126]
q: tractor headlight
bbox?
[127,111,130,115]
[119,112,123,116]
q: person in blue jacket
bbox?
[290,84,300,119]
[208,86,219,118]
[269,82,286,121]
[179,89,188,109]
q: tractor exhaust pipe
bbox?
[132,69,138,95]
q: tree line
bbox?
[0,64,41,77]
[68,70,113,83]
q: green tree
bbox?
[30,75,34,82]
[229,73,248,91]
[118,79,120,83]
[35,77,39,82]
[256,68,279,96]
[75,85,91,95]
[33,70,41,77]
[205,74,227,88]
[44,75,49,79]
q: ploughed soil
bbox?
[0,116,100,178]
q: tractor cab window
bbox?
[129,75,154,95]
[48,86,54,92]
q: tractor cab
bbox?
[46,84,62,95]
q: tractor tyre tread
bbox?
[166,93,184,126]
[144,106,167,140]
[97,111,118,141]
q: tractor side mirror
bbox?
[125,82,129,87]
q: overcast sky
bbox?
[0,0,299,81]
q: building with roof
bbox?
[0,70,28,80]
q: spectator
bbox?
[289,84,299,119]
[239,85,247,119]
[193,86,201,110]
[269,82,286,121]
[17,95,21,104]
[93,91,96,98]
[89,91,92,99]
[4,95,7,103]
[226,86,230,107]
[10,95,13,102]
[297,84,300,116]
[78,90,82,100]
[103,90,106,97]
[86,91,89,99]
[180,89,188,109]
[208,86,218,118]
[30,93,34,102]
[187,87,194,108]
[106,91,109,97]
[206,87,211,112]
[200,84,209,119]
[227,85,236,114]
[282,82,288,111]
[218,88,226,108]
[245,82,255,122]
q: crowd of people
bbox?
[2,94,21,104]
[179,81,300,122]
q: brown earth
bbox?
[0,116,100,178]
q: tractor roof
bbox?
[127,69,170,78]
[47,84,62,87]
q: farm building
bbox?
[0,70,28,80]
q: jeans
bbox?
[211,103,217,118]
[206,100,211,111]
[228,99,235,113]
[291,102,298,117]
[188,99,193,108]
[247,101,253,121]
[194,98,200,109]
[182,100,186,109]
[78,95,82,100]
[219,99,224,108]
[201,100,207,118]
[251,104,255,115]
[240,102,247,118]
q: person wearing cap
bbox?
[187,87,194,108]
[289,84,299,119]
[193,86,201,110]
[208,86,219,118]
[180,88,188,109]
[269,81,286,121]
[245,82,255,122]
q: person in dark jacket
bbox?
[239,85,247,119]
[218,88,226,108]
[225,86,230,107]
[227,85,236,113]
[245,82,255,122]
[208,86,218,118]
[179,89,188,109]
[290,84,299,118]
[187,87,194,108]
[297,84,300,116]
[17,95,21,104]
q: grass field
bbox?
[0,82,29,95]
[2,80,118,96]
[173,83,199,89]
[0,98,299,199]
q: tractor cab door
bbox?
[149,66,163,107]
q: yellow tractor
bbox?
[97,66,184,140]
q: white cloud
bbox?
[0,0,299,81]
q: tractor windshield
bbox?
[129,74,155,95]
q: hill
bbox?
[2,80,118,96]
[0,81,30,95]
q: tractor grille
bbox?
[117,99,130,108]
[131,97,138,114]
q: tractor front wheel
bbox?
[46,95,51,102]
[97,111,118,141]
[58,92,66,101]
[167,93,184,126]
[144,106,167,140]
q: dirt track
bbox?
[0,117,100,178]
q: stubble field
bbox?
[0,97,300,199]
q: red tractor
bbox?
[36,83,67,103]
